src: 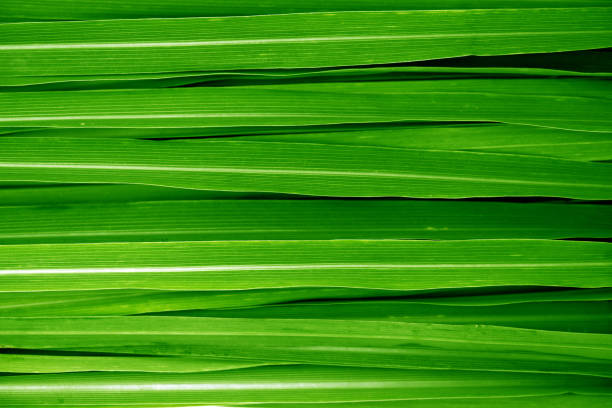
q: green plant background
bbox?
[0,2,610,406]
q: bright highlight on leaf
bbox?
[0,239,609,291]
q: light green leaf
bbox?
[2,366,610,406]
[241,394,612,408]
[0,352,271,374]
[238,78,612,99]
[1,9,611,76]
[246,123,612,162]
[0,240,609,292]
[2,317,611,376]
[2,138,612,199]
[3,65,611,90]
[155,300,612,333]
[1,287,609,317]
[1,83,611,131]
[4,48,610,89]
[0,287,400,317]
[3,0,611,21]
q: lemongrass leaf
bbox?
[0,352,271,374]
[1,199,610,244]
[0,183,274,206]
[2,317,611,376]
[246,123,612,162]
[1,86,611,131]
[2,9,611,77]
[1,288,609,317]
[412,288,612,306]
[158,300,611,333]
[0,287,399,317]
[0,239,610,292]
[245,78,612,99]
[2,366,610,406]
[2,138,612,199]
[3,0,611,21]
[242,394,612,408]
[4,48,610,88]
[4,65,611,91]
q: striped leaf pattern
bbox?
[0,2,610,407]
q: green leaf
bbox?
[1,287,609,317]
[412,288,612,306]
[239,78,612,99]
[0,183,259,206]
[246,123,612,162]
[2,317,611,376]
[2,366,610,406]
[154,300,612,333]
[239,394,612,408]
[0,240,609,292]
[1,199,610,244]
[1,9,611,76]
[3,0,610,21]
[1,82,612,131]
[3,65,611,90]
[2,138,612,199]
[27,395,612,408]
[0,352,271,374]
[4,49,610,89]
[0,287,400,317]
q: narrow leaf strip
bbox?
[3,0,611,21]
[0,239,609,292]
[2,199,610,244]
[0,352,271,374]
[247,123,612,162]
[3,48,610,88]
[1,9,611,76]
[156,300,612,333]
[0,184,267,206]
[1,366,610,406]
[245,78,612,99]
[2,317,611,376]
[4,65,611,90]
[410,288,612,306]
[2,138,612,199]
[1,86,611,131]
[243,394,612,408]
[0,287,399,317]
[1,288,609,317]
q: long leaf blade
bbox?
[0,239,609,291]
[3,0,611,21]
[2,366,610,406]
[246,123,612,162]
[1,86,610,131]
[2,288,609,317]
[155,300,612,333]
[2,138,612,199]
[1,199,610,244]
[2,9,611,76]
[2,317,611,376]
